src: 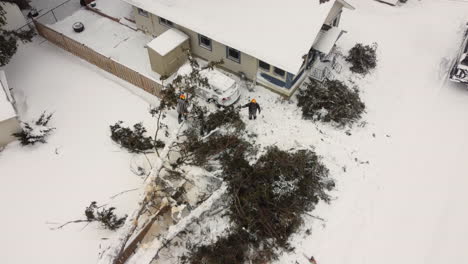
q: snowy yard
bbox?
[274,1,468,264]
[0,40,162,264]
[1,0,468,264]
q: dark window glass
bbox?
[159,17,173,27]
[199,34,212,50]
[258,60,270,71]
[273,67,286,78]
[138,8,148,17]
[227,47,240,63]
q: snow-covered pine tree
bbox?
[13,112,55,145]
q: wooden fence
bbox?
[33,21,163,98]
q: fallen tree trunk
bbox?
[127,183,228,264]
[98,122,185,264]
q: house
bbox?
[122,0,354,97]
[0,70,21,147]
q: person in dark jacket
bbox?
[177,94,189,124]
[243,99,261,120]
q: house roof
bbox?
[147,28,189,56]
[122,0,350,74]
[0,71,17,122]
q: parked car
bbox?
[449,23,468,84]
[178,65,241,106]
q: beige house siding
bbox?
[133,6,155,34]
[147,39,190,76]
[150,14,171,36]
[0,117,20,147]
[135,10,260,81]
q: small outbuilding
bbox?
[146,28,190,77]
[0,71,21,147]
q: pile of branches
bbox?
[346,43,377,75]
[297,79,365,126]
[177,127,253,167]
[203,106,245,134]
[187,231,250,264]
[13,112,55,146]
[185,144,334,263]
[110,121,163,153]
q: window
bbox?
[258,60,270,71]
[273,67,286,78]
[198,34,212,51]
[159,17,174,27]
[138,8,148,17]
[226,47,241,63]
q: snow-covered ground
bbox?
[0,40,162,264]
[271,1,468,264]
[2,0,468,264]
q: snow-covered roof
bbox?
[0,71,17,121]
[0,2,27,31]
[312,27,344,54]
[122,0,346,74]
[147,28,189,56]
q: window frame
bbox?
[137,8,148,18]
[226,47,241,63]
[258,60,271,72]
[159,17,174,27]
[198,34,212,51]
[273,67,286,78]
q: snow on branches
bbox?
[13,112,55,145]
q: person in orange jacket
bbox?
[242,98,261,120]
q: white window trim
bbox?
[273,67,286,79]
[226,47,241,63]
[198,34,212,51]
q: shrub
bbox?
[110,121,162,153]
[85,201,127,230]
[13,112,55,145]
[346,43,377,74]
[297,79,365,126]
